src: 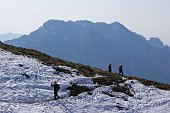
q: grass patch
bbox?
[66,83,93,96]
[126,76,170,90]
[92,75,124,86]
[112,85,134,97]
[53,66,72,74]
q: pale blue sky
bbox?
[0,0,170,44]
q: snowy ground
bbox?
[0,49,170,113]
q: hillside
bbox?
[5,20,170,84]
[0,42,170,112]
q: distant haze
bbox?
[0,33,22,42]
[0,0,170,45]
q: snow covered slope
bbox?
[0,49,170,113]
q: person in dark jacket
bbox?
[108,64,112,73]
[51,81,60,100]
[119,64,124,75]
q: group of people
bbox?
[51,64,124,100]
[108,64,124,75]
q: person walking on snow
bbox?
[51,81,60,100]
[119,64,124,75]
[108,64,112,73]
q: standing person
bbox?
[51,81,60,100]
[108,64,112,73]
[119,64,124,75]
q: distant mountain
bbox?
[0,33,22,42]
[5,19,170,83]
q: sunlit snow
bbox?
[0,49,170,113]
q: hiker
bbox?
[119,64,124,75]
[108,64,112,72]
[51,81,60,100]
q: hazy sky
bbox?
[0,0,170,45]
